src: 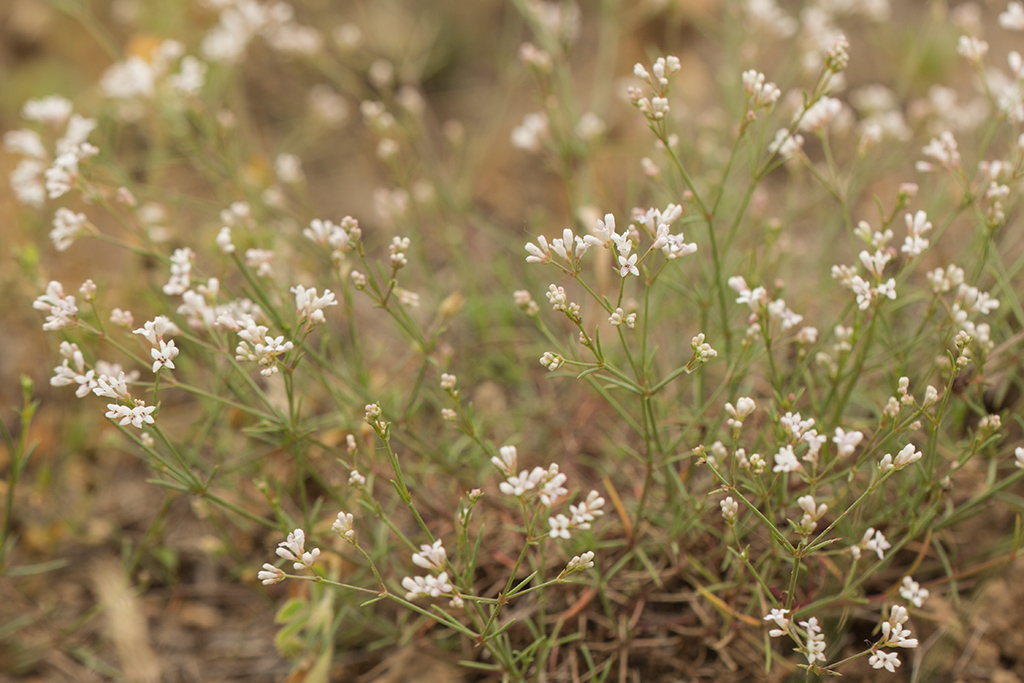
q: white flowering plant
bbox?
[5,0,1024,681]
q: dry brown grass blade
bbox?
[90,558,161,683]
[601,475,632,544]
[695,583,762,627]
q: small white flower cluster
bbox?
[201,0,323,63]
[524,210,695,287]
[389,236,411,269]
[491,446,604,539]
[563,550,595,573]
[33,281,79,331]
[629,56,681,122]
[916,131,960,172]
[99,39,207,112]
[134,315,182,373]
[539,351,564,371]
[303,216,361,262]
[728,276,804,337]
[724,396,756,430]
[831,247,897,311]
[245,248,275,278]
[164,247,195,295]
[233,315,294,376]
[869,605,920,672]
[608,307,636,328]
[899,576,929,608]
[688,333,718,368]
[768,411,841,472]
[764,609,827,666]
[882,376,939,420]
[720,496,739,524]
[511,112,549,153]
[768,127,804,161]
[832,427,864,458]
[852,527,891,560]
[950,283,999,351]
[799,96,843,134]
[3,96,98,209]
[877,443,922,474]
[402,538,455,604]
[440,373,458,394]
[741,69,781,121]
[258,528,320,585]
[550,490,606,539]
[795,494,828,535]
[631,204,697,261]
[900,211,932,257]
[513,290,540,316]
[332,511,355,542]
[50,208,91,252]
[1002,2,1024,29]
[47,336,153,428]
[291,285,337,326]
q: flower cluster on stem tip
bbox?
[276,528,320,572]
[402,538,455,604]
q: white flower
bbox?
[618,252,639,277]
[50,208,89,251]
[492,445,518,475]
[539,465,568,506]
[799,616,827,664]
[763,608,790,637]
[725,397,756,428]
[800,96,842,133]
[899,577,929,608]
[511,112,549,152]
[1015,447,1024,470]
[869,650,900,672]
[402,572,453,599]
[332,511,355,541]
[565,551,595,572]
[244,248,274,277]
[412,539,447,571]
[720,496,738,523]
[216,226,235,254]
[608,307,636,328]
[832,428,864,457]
[257,563,285,585]
[163,247,194,295]
[773,445,801,473]
[500,467,545,497]
[690,334,718,364]
[540,352,563,371]
[957,35,988,63]
[584,213,619,249]
[861,528,891,560]
[894,443,922,469]
[548,514,571,539]
[93,371,131,400]
[33,281,78,331]
[21,95,73,124]
[276,528,320,571]
[105,402,156,429]
[881,605,919,649]
[1000,2,1024,30]
[292,285,337,325]
[569,490,605,528]
[274,153,303,184]
[768,128,804,160]
[150,339,179,373]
